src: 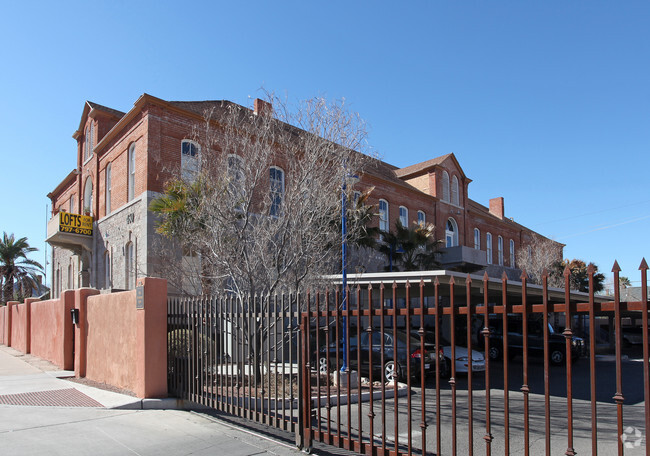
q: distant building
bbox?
[46,94,562,297]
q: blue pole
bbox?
[341,178,348,372]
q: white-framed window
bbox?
[55,269,60,299]
[269,166,284,216]
[442,171,450,202]
[127,143,136,202]
[451,175,459,206]
[498,236,504,266]
[105,163,111,215]
[89,122,94,157]
[474,228,481,250]
[527,245,532,259]
[227,154,244,204]
[70,195,75,214]
[83,176,93,215]
[445,218,458,247]
[399,206,408,227]
[379,199,389,232]
[417,210,426,227]
[125,241,134,290]
[181,140,200,181]
[104,249,111,289]
[84,126,91,162]
[510,239,515,267]
[486,233,493,264]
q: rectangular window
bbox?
[474,228,480,250]
[510,239,515,267]
[70,196,75,214]
[417,211,425,226]
[399,206,408,227]
[379,200,389,232]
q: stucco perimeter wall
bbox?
[29,292,74,370]
[0,306,5,344]
[79,277,167,398]
[84,289,138,392]
[11,302,28,353]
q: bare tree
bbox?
[515,235,564,287]
[152,94,372,297]
[151,95,374,381]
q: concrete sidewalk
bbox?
[0,345,302,455]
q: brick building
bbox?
[46,94,561,297]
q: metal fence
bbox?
[168,260,649,456]
[167,293,302,433]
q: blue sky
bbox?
[1,1,648,288]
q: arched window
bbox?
[451,175,460,206]
[83,176,93,215]
[498,236,504,266]
[125,241,134,290]
[417,210,426,227]
[474,228,481,250]
[70,195,75,214]
[55,269,60,299]
[67,263,73,290]
[127,143,136,202]
[486,233,493,264]
[269,166,284,216]
[84,126,90,162]
[510,239,515,267]
[445,218,458,247]
[442,171,450,202]
[89,122,94,157]
[227,154,244,205]
[105,163,111,215]
[399,206,408,227]
[379,199,389,232]
[181,140,200,181]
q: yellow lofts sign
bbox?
[59,212,93,236]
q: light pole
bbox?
[341,173,358,373]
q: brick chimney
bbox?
[254,98,273,117]
[489,197,504,219]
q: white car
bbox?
[441,337,486,375]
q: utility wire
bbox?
[558,214,650,240]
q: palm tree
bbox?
[0,233,44,303]
[378,221,442,272]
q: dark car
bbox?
[477,316,584,365]
[317,328,437,382]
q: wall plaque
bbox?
[136,285,144,309]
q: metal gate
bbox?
[169,261,650,455]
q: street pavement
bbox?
[0,345,304,456]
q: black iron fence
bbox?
[168,261,649,455]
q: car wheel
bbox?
[488,345,502,361]
[384,361,402,383]
[319,356,329,374]
[550,349,565,365]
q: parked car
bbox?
[316,328,437,383]
[477,316,584,365]
[411,329,485,377]
[622,327,649,346]
[409,330,450,378]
